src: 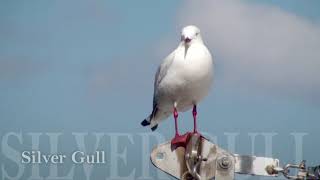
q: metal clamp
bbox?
[308,165,320,179]
[150,133,280,180]
[266,160,320,179]
[182,133,206,180]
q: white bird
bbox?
[141,25,214,146]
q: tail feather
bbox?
[141,115,158,131]
[151,124,158,131]
[141,107,160,131]
[141,119,150,126]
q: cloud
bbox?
[175,0,320,103]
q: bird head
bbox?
[181,25,202,58]
[180,25,202,45]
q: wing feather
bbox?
[152,50,176,110]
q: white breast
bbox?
[158,43,214,112]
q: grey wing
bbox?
[152,51,176,110]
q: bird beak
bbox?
[184,43,190,59]
[184,37,191,43]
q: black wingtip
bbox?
[141,119,150,126]
[151,124,158,131]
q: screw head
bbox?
[219,156,231,169]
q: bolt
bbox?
[219,156,231,169]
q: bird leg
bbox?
[174,107,179,136]
[171,107,190,149]
[191,105,206,142]
[192,105,198,133]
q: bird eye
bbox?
[196,33,199,36]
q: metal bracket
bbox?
[234,154,279,176]
[150,133,279,180]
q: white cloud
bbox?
[175,0,320,102]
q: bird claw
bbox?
[171,132,202,150]
[171,133,190,150]
[171,131,206,150]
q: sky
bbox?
[0,0,320,179]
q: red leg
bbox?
[193,105,198,133]
[174,107,179,136]
[171,107,190,148]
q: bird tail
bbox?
[141,115,158,131]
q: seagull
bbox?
[141,25,214,147]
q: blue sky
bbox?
[0,0,320,179]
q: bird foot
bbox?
[171,133,190,150]
[171,131,203,150]
[171,131,206,150]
